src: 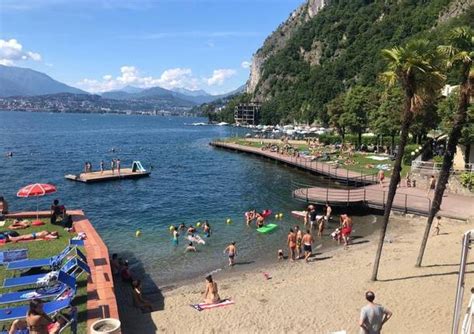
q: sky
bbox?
[0,0,302,94]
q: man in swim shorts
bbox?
[302,230,314,262]
[224,242,237,266]
[308,205,318,231]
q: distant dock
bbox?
[65,168,151,183]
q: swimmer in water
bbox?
[187,225,196,235]
[203,221,211,237]
[224,242,237,266]
[186,242,196,252]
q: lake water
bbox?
[0,111,380,286]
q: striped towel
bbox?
[191,299,234,311]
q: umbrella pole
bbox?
[37,196,39,222]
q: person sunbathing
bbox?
[8,219,31,230]
[7,231,59,243]
[9,298,66,334]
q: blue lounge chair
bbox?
[0,297,76,334]
[6,245,74,271]
[0,272,76,305]
[3,258,89,289]
[0,249,28,265]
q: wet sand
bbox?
[120,214,474,333]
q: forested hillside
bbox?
[235,0,473,125]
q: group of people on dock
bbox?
[83,159,121,175]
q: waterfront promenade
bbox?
[211,141,474,221]
[210,141,378,185]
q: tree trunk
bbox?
[465,143,471,168]
[358,132,362,149]
[371,95,414,281]
[416,63,471,267]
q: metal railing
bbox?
[453,230,474,334]
[291,180,432,215]
[411,161,474,175]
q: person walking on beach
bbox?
[359,291,392,334]
[317,216,325,237]
[100,160,104,174]
[287,228,297,261]
[302,230,314,262]
[427,174,436,196]
[224,242,237,266]
[203,275,221,304]
[378,170,385,188]
[111,159,115,174]
[340,214,353,247]
[433,216,441,236]
[117,158,121,175]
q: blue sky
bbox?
[0,0,302,94]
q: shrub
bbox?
[460,172,474,191]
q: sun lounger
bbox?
[3,258,89,289]
[0,297,75,333]
[0,249,28,265]
[6,245,74,271]
[0,271,76,305]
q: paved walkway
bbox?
[211,141,377,184]
[294,183,474,220]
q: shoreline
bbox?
[119,214,474,333]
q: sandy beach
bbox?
[120,214,474,333]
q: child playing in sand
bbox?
[433,216,441,236]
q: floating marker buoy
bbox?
[197,222,202,227]
[275,214,279,219]
[279,213,283,219]
[135,230,141,237]
[226,218,232,224]
[169,226,174,231]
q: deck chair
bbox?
[0,297,76,334]
[6,245,74,271]
[0,249,28,266]
[0,271,76,305]
[3,258,89,289]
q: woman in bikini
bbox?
[287,228,297,261]
[8,219,31,230]
[295,226,303,259]
[24,298,61,334]
[203,275,221,304]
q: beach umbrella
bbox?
[17,183,57,223]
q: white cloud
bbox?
[0,39,42,65]
[206,69,236,86]
[241,61,251,69]
[76,66,201,93]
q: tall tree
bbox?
[416,27,473,267]
[326,93,347,141]
[370,86,403,151]
[341,85,378,147]
[371,39,445,281]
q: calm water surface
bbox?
[0,111,380,285]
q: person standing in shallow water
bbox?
[359,291,392,334]
[302,230,314,262]
[224,242,237,266]
[287,228,297,261]
[295,225,303,259]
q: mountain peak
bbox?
[171,87,210,97]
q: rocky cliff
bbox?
[243,0,473,124]
[246,0,326,96]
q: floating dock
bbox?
[65,168,151,183]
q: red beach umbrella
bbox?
[17,183,57,223]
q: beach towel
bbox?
[191,299,234,311]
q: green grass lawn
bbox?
[0,218,87,333]
[220,137,411,178]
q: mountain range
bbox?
[0,65,244,108]
[0,65,86,97]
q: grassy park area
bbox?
[0,219,87,333]
[221,137,413,178]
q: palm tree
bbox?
[416,27,473,267]
[371,40,445,281]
